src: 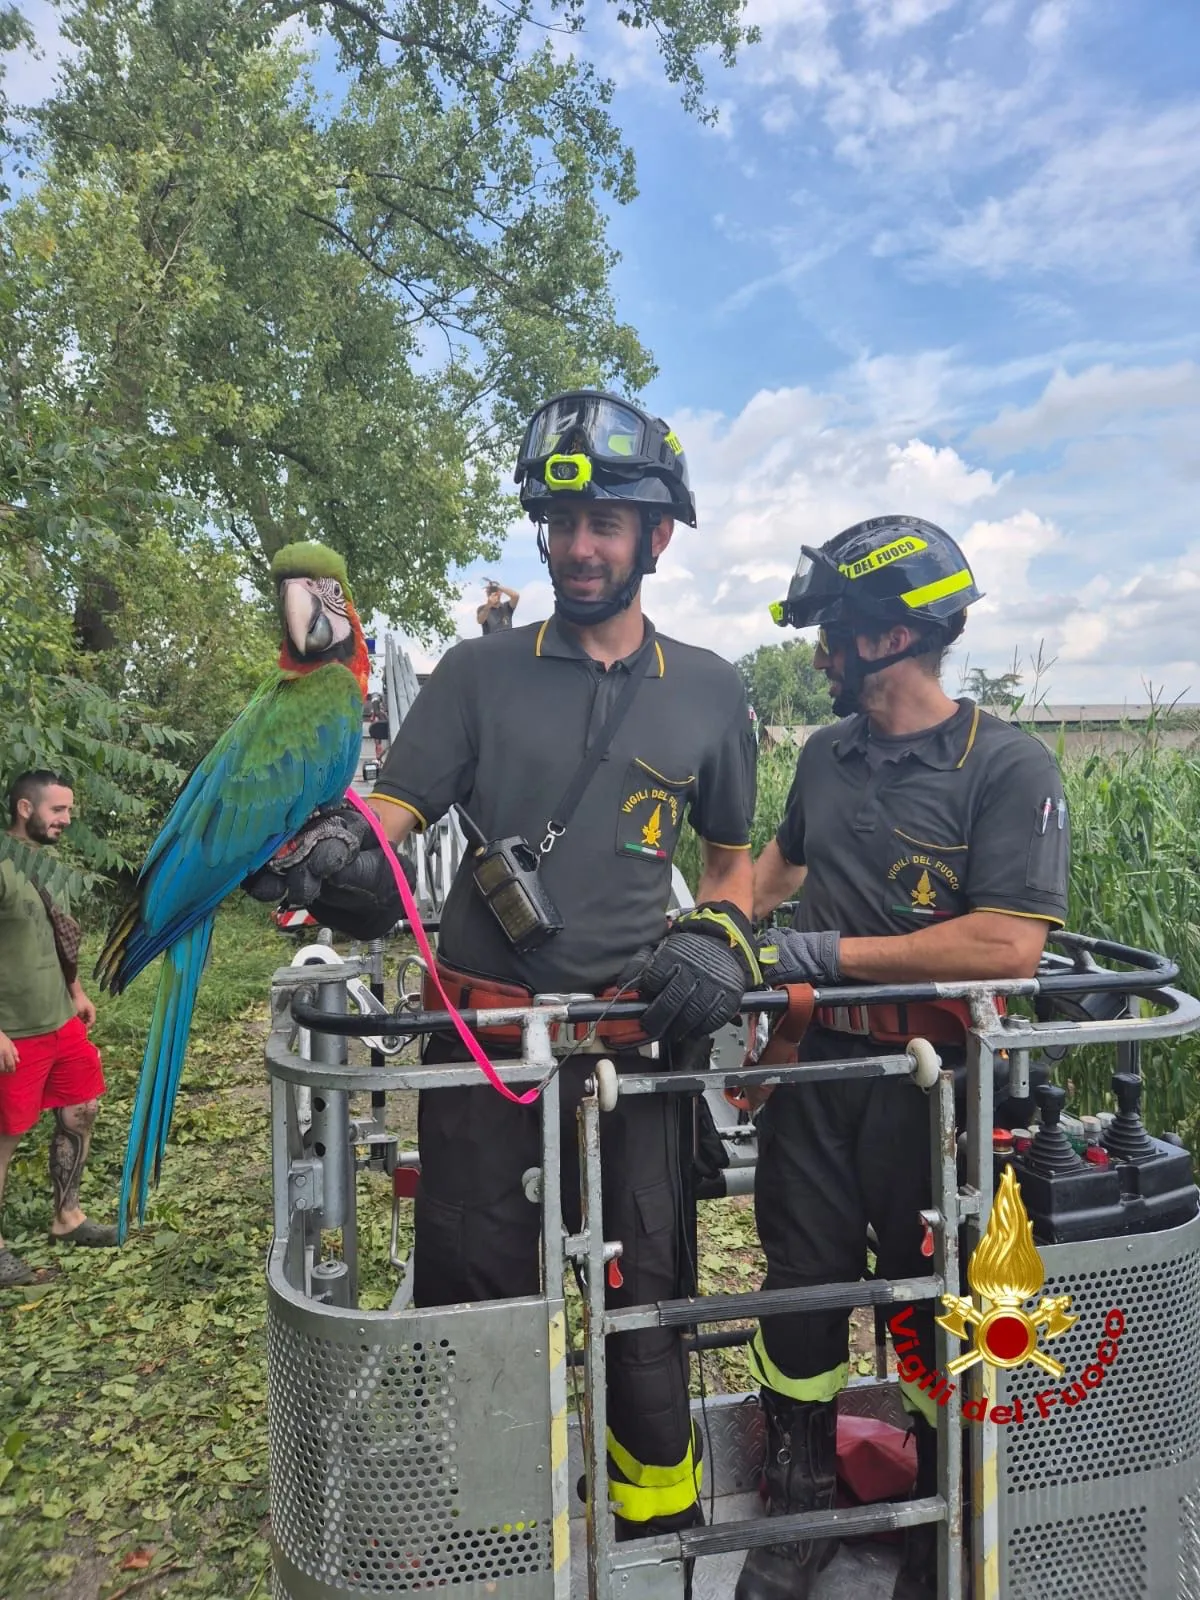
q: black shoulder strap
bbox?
[541,645,655,852]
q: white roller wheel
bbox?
[595,1058,619,1113]
[907,1036,942,1090]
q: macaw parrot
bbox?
[96,541,369,1239]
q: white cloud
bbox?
[932,105,1200,282]
[761,96,798,134]
[1026,0,1071,49]
[885,438,1003,503]
[856,0,962,41]
[393,351,1200,704]
[972,362,1200,454]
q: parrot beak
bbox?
[281,576,351,657]
[282,579,322,657]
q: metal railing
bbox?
[265,931,1200,1600]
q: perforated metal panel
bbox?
[998,1212,1200,1600]
[267,1260,556,1598]
[1007,1508,1148,1598]
[1001,1246,1200,1491]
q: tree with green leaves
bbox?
[964,666,1023,711]
[736,640,833,728]
[15,0,757,636]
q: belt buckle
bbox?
[534,992,600,1054]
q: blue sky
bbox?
[13,0,1200,703]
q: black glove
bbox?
[636,901,761,1044]
[244,802,415,940]
[756,926,842,986]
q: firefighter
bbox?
[737,516,1070,1600]
[257,391,758,1572]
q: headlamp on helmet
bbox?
[516,389,697,528]
[543,453,593,491]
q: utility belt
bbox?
[423,962,652,1050]
[813,996,1005,1046]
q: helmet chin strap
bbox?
[538,512,660,627]
[832,637,931,716]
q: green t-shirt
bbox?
[0,859,73,1039]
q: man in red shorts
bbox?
[0,771,116,1287]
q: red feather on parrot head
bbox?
[271,541,369,697]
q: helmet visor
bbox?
[522,395,649,469]
[771,545,848,628]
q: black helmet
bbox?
[516,390,697,527]
[770,515,982,632]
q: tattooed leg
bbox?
[49,1099,98,1233]
[0,1131,21,1247]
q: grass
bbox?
[3,732,1197,1595]
[0,901,285,1600]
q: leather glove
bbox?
[636,901,761,1044]
[244,802,415,940]
[756,926,842,987]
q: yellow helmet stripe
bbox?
[900,568,973,609]
[838,534,928,579]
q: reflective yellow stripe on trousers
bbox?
[606,1429,703,1523]
[748,1328,848,1404]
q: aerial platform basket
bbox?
[263,933,1200,1600]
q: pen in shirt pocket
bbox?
[1039,797,1053,834]
[1056,798,1066,830]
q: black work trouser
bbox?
[412,1037,695,1503]
[754,1029,939,1400]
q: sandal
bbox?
[49,1219,119,1248]
[0,1247,33,1286]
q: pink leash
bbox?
[344,789,539,1105]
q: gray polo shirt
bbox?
[374,615,756,990]
[481,602,514,635]
[777,699,1069,936]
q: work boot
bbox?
[734,1392,838,1600]
[894,1416,937,1599]
[615,1500,703,1600]
[895,1415,973,1600]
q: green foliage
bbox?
[0,4,32,200]
[964,665,1023,710]
[0,901,286,1598]
[1063,740,1200,1141]
[735,640,832,727]
[90,529,279,762]
[12,0,756,634]
[0,252,198,897]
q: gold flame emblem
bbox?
[936,1166,1078,1377]
[641,803,663,850]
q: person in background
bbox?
[477,578,520,634]
[0,771,116,1287]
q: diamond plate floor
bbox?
[567,1385,909,1598]
[568,1493,904,1599]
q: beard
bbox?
[25,814,62,845]
[830,681,860,717]
[549,554,636,610]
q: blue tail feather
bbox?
[117,916,215,1242]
